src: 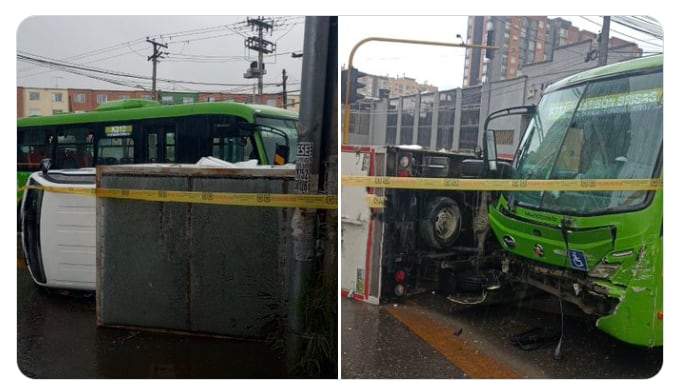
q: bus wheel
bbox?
[420,197,461,250]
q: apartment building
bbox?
[19,87,70,117]
[17,87,290,117]
[68,89,154,112]
[341,66,439,104]
[389,76,438,98]
[462,16,642,87]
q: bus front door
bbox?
[146,126,176,164]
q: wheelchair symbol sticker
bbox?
[567,250,588,271]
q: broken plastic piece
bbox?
[510,327,561,351]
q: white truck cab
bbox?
[21,167,96,291]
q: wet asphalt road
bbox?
[16,230,663,379]
[341,297,466,378]
[16,260,287,378]
[341,293,663,379]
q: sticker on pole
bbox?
[295,142,313,193]
[567,250,588,271]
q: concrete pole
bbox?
[430,90,440,149]
[412,92,420,145]
[258,25,264,103]
[146,38,167,102]
[598,16,611,67]
[321,16,339,299]
[287,16,333,375]
[395,98,402,144]
[282,69,288,109]
[452,87,463,151]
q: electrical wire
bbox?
[579,16,662,50]
[18,52,292,93]
[18,16,305,90]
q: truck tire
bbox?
[420,197,461,250]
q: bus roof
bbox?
[18,100,298,128]
[545,54,663,93]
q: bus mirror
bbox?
[485,130,497,172]
[40,158,52,175]
[274,144,290,165]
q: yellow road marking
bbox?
[385,303,522,379]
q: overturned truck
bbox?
[341,54,663,347]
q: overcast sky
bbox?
[12,14,666,94]
[16,15,306,94]
[338,15,664,91]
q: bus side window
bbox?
[210,116,251,163]
[166,132,176,162]
[55,127,93,169]
[98,137,135,165]
[17,129,54,171]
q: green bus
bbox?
[17,99,299,197]
[486,54,662,346]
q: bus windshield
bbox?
[255,116,299,164]
[511,71,663,214]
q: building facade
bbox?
[17,88,290,117]
[19,87,70,117]
[462,16,642,87]
[68,89,155,113]
[389,76,438,98]
[346,85,481,152]
[347,36,643,157]
[343,66,439,103]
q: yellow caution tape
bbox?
[365,194,386,208]
[341,176,662,192]
[21,185,337,210]
[25,185,97,197]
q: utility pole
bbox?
[282,69,288,109]
[147,38,168,101]
[256,20,264,103]
[598,16,611,67]
[287,16,338,376]
[244,17,275,104]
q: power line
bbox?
[612,16,663,39]
[146,21,248,41]
[17,17,305,89]
[147,16,302,43]
[163,49,308,64]
[17,52,291,92]
[579,16,662,50]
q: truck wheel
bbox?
[420,197,461,250]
